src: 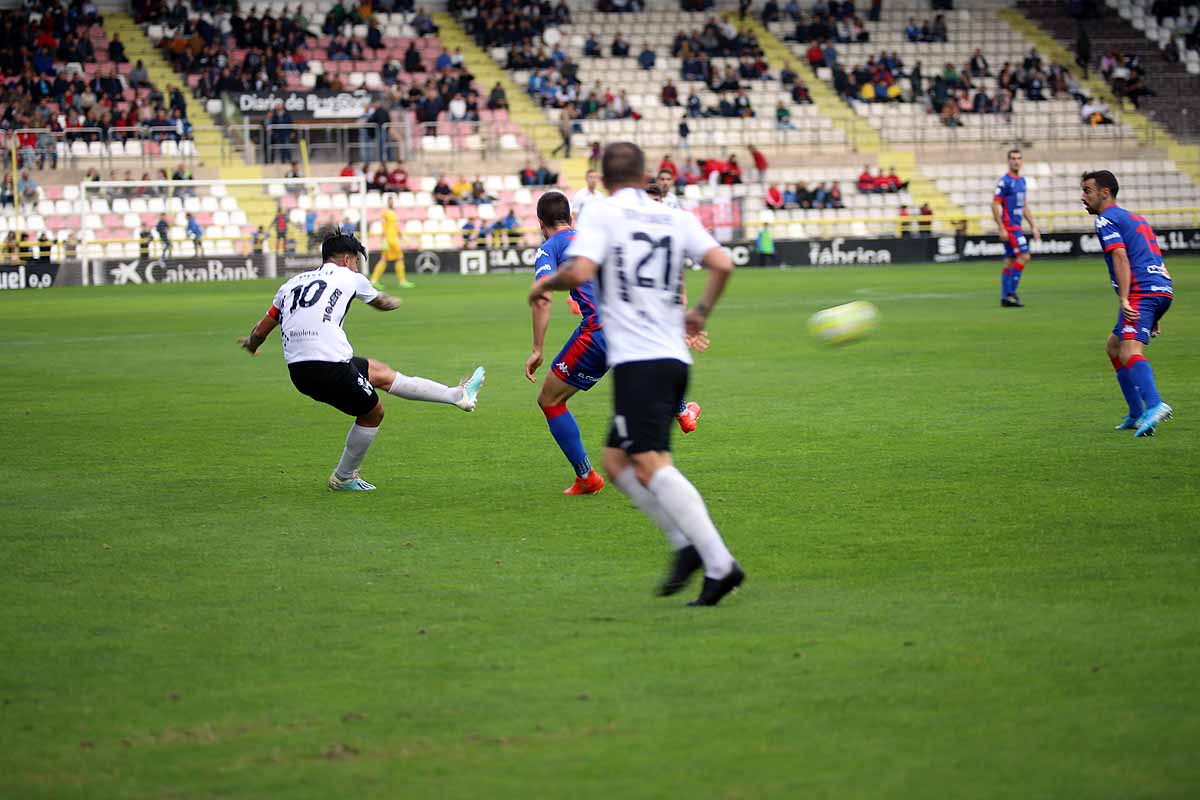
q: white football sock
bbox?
[333,423,380,480]
[612,467,690,550]
[388,373,460,404]
[648,466,735,578]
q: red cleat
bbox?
[677,401,702,434]
[564,469,605,495]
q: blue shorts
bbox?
[1112,295,1172,344]
[552,325,608,391]
[1003,227,1029,258]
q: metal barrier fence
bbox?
[2,125,234,169]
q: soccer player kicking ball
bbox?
[1080,170,1174,438]
[528,143,743,606]
[239,234,485,490]
[993,149,1041,307]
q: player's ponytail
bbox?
[321,233,368,271]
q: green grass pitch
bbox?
[2,259,1198,798]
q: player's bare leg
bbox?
[602,447,743,605]
[329,401,384,491]
[367,359,484,411]
[538,373,603,494]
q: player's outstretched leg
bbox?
[605,452,701,595]
[369,360,485,412]
[676,400,702,434]
[329,403,383,491]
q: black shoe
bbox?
[1011,293,1024,307]
[687,563,745,606]
[1001,294,1024,308]
[657,545,702,596]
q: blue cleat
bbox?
[328,471,376,491]
[1134,403,1173,438]
[455,366,485,412]
[1114,415,1140,431]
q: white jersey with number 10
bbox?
[566,187,720,367]
[270,263,379,364]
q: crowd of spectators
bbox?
[0,2,197,170]
[1099,50,1157,109]
[453,0,568,49]
[764,180,845,210]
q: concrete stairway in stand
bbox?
[432,12,589,190]
[102,12,227,166]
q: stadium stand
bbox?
[135,1,534,159]
[467,5,848,155]
[1018,0,1200,140]
[0,4,201,167]
[767,0,1141,146]
[3,0,1198,259]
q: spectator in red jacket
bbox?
[765,184,784,209]
[857,165,876,193]
[659,153,678,180]
[722,155,743,185]
[749,144,768,182]
[806,42,825,67]
[883,168,909,192]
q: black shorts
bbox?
[606,359,689,455]
[288,357,379,418]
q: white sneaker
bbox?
[454,366,485,412]
[328,471,376,491]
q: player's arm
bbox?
[686,245,734,336]
[368,293,401,311]
[1110,246,1137,321]
[238,308,279,355]
[1024,200,1041,241]
[525,266,554,381]
[991,195,1006,234]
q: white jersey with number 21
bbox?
[566,187,720,367]
[270,264,379,364]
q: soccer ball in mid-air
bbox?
[807,301,880,345]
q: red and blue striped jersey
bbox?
[1095,206,1173,298]
[994,172,1027,229]
[534,228,601,329]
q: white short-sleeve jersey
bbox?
[566,187,720,366]
[269,263,379,363]
[661,191,681,209]
[571,186,602,221]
